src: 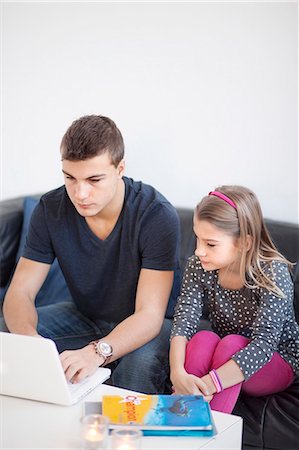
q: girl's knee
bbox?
[185,331,220,376]
[214,334,250,361]
[188,330,220,348]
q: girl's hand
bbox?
[171,369,214,402]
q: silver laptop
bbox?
[0,332,111,406]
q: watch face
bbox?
[97,342,113,356]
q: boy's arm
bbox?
[105,268,173,351]
[3,257,50,335]
[60,268,174,382]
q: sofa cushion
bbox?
[1,197,72,307]
[16,197,39,261]
[233,373,299,449]
[165,269,182,318]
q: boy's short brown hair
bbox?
[60,115,124,167]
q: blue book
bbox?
[101,394,217,437]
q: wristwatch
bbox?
[89,340,113,366]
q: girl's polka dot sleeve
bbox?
[170,255,204,340]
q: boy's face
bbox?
[62,153,125,218]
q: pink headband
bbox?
[209,191,237,209]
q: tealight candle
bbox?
[111,428,142,450]
[80,414,109,450]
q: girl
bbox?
[170,186,299,414]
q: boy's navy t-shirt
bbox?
[23,177,180,324]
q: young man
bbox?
[2,115,180,393]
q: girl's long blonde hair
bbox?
[195,185,293,297]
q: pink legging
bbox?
[184,330,295,414]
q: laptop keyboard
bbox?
[67,377,91,394]
[67,375,104,403]
[65,368,110,403]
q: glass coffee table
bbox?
[1,384,242,449]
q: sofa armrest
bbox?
[0,197,24,286]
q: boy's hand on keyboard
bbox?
[60,345,104,383]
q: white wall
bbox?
[2,1,298,222]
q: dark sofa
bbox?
[1,197,299,450]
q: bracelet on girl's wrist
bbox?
[209,369,223,393]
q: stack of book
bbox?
[85,394,216,437]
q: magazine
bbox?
[99,394,216,436]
